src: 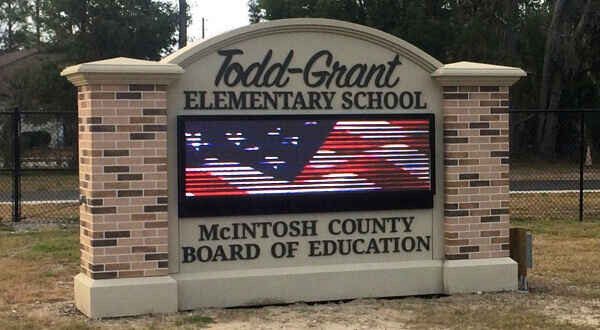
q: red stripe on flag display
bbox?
[184,119,431,197]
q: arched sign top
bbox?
[162,18,443,73]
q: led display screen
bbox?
[178,114,435,217]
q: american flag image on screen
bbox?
[182,116,432,197]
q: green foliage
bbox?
[1,0,179,111]
[42,0,179,63]
[7,58,76,110]
[254,0,366,24]
[248,0,584,108]
[0,0,36,52]
[251,0,600,158]
[248,0,555,114]
[252,0,544,66]
[248,0,263,23]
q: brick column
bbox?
[441,86,510,260]
[432,61,525,294]
[62,58,183,318]
[77,83,169,279]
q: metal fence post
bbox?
[12,107,21,222]
[579,109,585,222]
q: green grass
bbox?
[5,227,80,263]
[512,218,600,238]
[27,237,79,263]
[0,225,80,307]
[0,225,15,233]
[0,171,78,193]
[175,314,214,328]
[511,191,600,221]
[0,203,80,222]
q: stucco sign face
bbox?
[167,19,444,265]
[182,49,428,111]
[168,21,444,222]
[164,18,447,310]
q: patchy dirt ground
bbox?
[2,286,599,329]
[1,219,600,329]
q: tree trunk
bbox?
[79,0,88,35]
[536,0,567,158]
[35,0,41,43]
[538,74,563,159]
[7,0,13,51]
[536,0,594,159]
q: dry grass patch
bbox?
[0,203,79,222]
[537,233,600,285]
[0,218,599,329]
[0,308,90,330]
[511,192,600,220]
[513,218,600,299]
[0,224,78,306]
[401,294,595,330]
[19,202,80,220]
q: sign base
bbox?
[74,274,178,319]
[174,261,444,310]
[73,258,517,317]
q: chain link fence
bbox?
[2,107,599,222]
[0,109,78,222]
[0,111,15,221]
[510,109,600,221]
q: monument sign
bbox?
[62,19,525,318]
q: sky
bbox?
[174,0,251,41]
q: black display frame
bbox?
[177,113,436,218]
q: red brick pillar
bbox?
[441,85,510,259]
[77,83,170,279]
[62,58,183,318]
[432,62,525,293]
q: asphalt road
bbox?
[509,180,600,192]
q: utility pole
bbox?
[202,17,205,39]
[179,0,187,48]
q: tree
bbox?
[7,57,76,111]
[535,0,600,159]
[2,0,180,111]
[0,0,183,171]
[42,0,179,63]
[250,0,366,24]
[0,0,35,53]
[249,0,539,65]
[248,0,264,23]
[249,0,600,159]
